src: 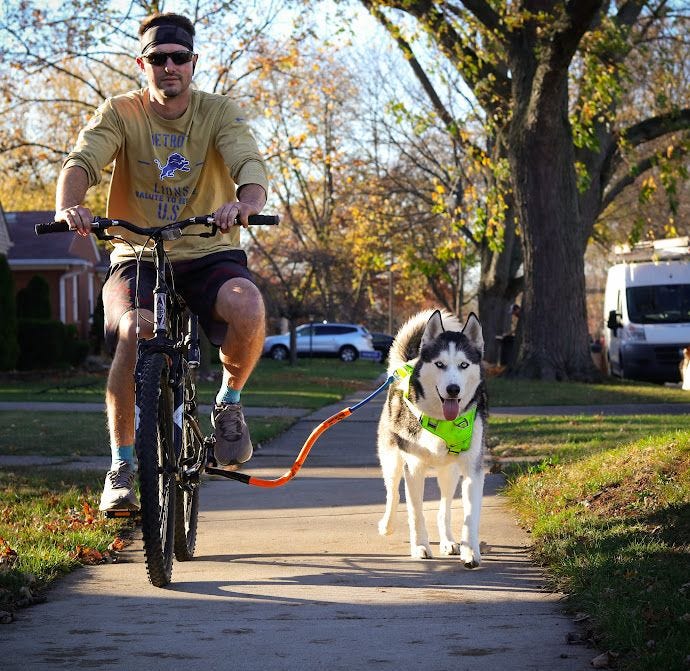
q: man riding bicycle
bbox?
[55,12,269,513]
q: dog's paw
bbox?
[460,543,481,568]
[378,518,394,536]
[439,540,461,556]
[411,544,432,559]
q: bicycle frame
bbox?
[136,237,207,485]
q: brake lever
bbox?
[199,223,219,238]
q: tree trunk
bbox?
[288,317,299,366]
[507,66,598,380]
[477,197,523,363]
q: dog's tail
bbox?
[388,309,461,375]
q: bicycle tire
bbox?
[174,370,201,561]
[135,352,176,587]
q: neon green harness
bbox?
[396,365,477,454]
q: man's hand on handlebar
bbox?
[55,206,94,238]
[213,201,260,231]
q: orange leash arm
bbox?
[205,407,353,487]
[204,372,400,488]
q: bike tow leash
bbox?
[205,368,409,487]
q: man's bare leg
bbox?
[99,309,153,512]
[214,277,265,392]
[211,278,265,467]
[105,309,154,451]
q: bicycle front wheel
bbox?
[135,352,176,587]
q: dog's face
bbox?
[412,311,484,421]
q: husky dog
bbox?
[377,309,487,567]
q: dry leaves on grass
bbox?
[0,537,18,571]
[71,534,132,565]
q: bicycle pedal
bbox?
[204,440,217,466]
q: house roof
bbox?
[5,210,108,271]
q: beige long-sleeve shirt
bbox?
[63,88,269,262]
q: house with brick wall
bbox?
[2,206,108,340]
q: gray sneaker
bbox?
[99,461,140,512]
[211,403,253,466]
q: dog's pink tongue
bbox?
[443,398,460,420]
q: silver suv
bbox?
[263,322,380,362]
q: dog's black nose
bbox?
[446,384,460,398]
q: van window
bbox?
[626,284,690,324]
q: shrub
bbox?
[16,275,51,319]
[17,319,89,370]
[0,255,19,370]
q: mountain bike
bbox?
[35,213,278,586]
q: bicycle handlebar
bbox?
[34,213,279,236]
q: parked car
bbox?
[263,322,380,362]
[371,332,395,363]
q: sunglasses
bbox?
[142,50,194,67]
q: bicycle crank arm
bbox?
[204,466,252,483]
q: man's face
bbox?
[137,43,197,99]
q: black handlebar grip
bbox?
[35,221,71,235]
[247,214,280,225]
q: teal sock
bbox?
[111,445,135,469]
[216,386,241,405]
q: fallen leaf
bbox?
[108,536,130,552]
[71,546,104,565]
[81,501,97,523]
[0,538,18,569]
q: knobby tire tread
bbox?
[136,353,176,587]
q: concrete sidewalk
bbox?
[0,394,596,670]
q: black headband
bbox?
[140,24,194,54]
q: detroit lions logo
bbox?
[154,152,190,179]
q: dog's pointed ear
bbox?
[421,310,445,350]
[462,312,484,355]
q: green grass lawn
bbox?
[0,357,384,407]
[489,414,690,461]
[3,361,689,407]
[505,432,690,671]
[487,375,690,406]
[0,411,295,457]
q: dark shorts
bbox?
[102,250,254,354]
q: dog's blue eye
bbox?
[460,362,469,369]
[435,361,445,369]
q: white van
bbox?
[604,238,690,382]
